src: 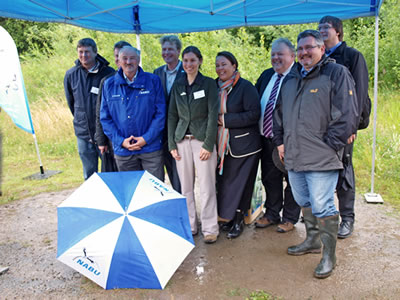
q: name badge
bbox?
[90,87,99,95]
[193,90,205,99]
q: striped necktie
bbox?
[263,73,283,138]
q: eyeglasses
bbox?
[296,45,319,52]
[318,24,333,31]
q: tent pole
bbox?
[364,10,383,203]
[136,34,142,67]
[32,133,44,174]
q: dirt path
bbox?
[1,189,400,299]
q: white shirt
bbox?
[259,62,294,134]
[164,61,182,94]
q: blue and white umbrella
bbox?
[57,171,194,289]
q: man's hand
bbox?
[122,136,136,151]
[218,114,224,126]
[347,134,356,144]
[98,145,108,154]
[199,148,211,161]
[130,136,146,151]
[170,149,181,161]
[277,144,285,162]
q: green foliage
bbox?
[246,290,281,300]
[353,89,400,209]
[0,18,57,56]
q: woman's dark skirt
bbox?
[217,152,260,220]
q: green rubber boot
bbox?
[314,214,339,278]
[288,207,322,255]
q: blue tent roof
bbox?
[0,0,384,34]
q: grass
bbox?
[352,89,400,210]
[1,98,83,204]
[246,290,281,300]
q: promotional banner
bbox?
[0,25,34,134]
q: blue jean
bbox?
[288,170,339,218]
[77,137,100,180]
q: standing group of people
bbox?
[64,15,370,279]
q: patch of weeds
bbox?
[246,290,281,300]
[228,287,250,297]
[42,237,52,245]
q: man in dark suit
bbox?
[254,38,300,233]
[154,35,185,193]
[318,16,371,239]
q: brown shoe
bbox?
[255,217,277,228]
[203,234,218,244]
[277,222,294,233]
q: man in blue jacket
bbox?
[64,38,115,180]
[100,46,166,180]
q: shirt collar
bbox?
[325,41,342,56]
[275,62,294,77]
[123,69,138,84]
[301,66,313,78]
[164,61,181,74]
[87,61,100,73]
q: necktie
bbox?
[263,74,283,137]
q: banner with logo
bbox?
[0,25,34,134]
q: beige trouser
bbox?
[175,138,219,236]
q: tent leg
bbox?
[365,11,383,204]
[136,34,142,68]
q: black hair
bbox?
[216,51,238,70]
[182,46,203,61]
[77,38,97,53]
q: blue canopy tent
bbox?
[0,1,383,33]
[0,0,384,201]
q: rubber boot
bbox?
[227,210,244,239]
[314,214,339,279]
[288,207,322,255]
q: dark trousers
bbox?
[261,137,300,224]
[163,142,181,193]
[100,140,118,172]
[337,142,355,222]
[115,149,164,181]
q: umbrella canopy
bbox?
[0,0,383,34]
[57,171,194,290]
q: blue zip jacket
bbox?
[100,67,166,156]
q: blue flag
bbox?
[0,26,34,134]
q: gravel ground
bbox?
[0,189,400,299]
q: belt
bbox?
[184,134,195,140]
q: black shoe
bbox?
[227,210,244,239]
[337,220,354,239]
[220,220,234,232]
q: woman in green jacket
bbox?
[168,46,219,244]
